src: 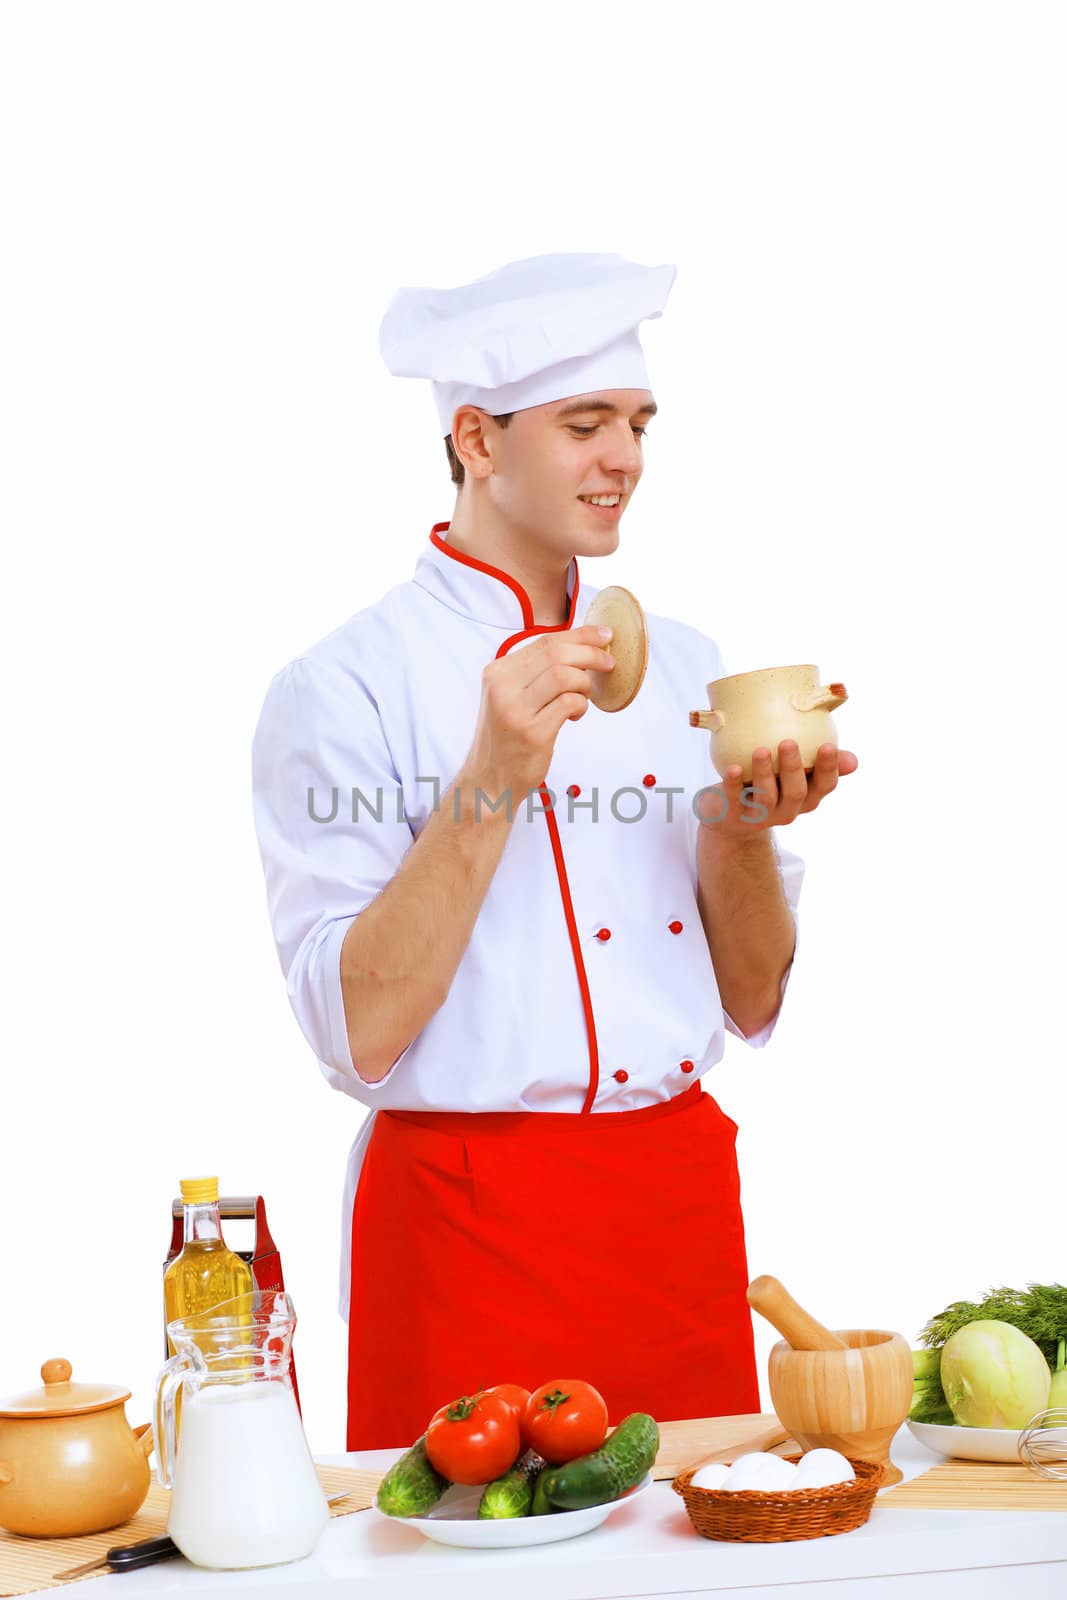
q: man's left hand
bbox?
[697,740,858,841]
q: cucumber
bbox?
[376,1434,451,1517]
[477,1449,547,1518]
[530,1468,555,1516]
[541,1413,659,1511]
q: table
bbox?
[81,1425,1067,1600]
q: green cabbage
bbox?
[940,1319,1051,1428]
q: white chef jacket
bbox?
[251,524,804,1317]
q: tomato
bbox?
[523,1379,609,1464]
[425,1391,521,1484]
[485,1383,530,1428]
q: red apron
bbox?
[345,1082,759,1449]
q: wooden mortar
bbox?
[748,1276,913,1487]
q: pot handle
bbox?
[789,682,848,714]
[689,709,725,733]
[0,1461,13,1487]
[133,1422,154,1460]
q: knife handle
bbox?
[106,1534,181,1570]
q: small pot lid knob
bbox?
[41,1359,73,1386]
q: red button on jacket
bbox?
[668,920,684,934]
[614,1069,629,1083]
[567,784,581,798]
[680,1060,695,1073]
[642,773,656,787]
[595,927,612,942]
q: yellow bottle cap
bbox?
[179,1176,219,1204]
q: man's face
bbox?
[483,389,656,563]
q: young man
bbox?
[251,253,857,1449]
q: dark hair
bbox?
[445,412,514,487]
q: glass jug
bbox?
[154,1290,328,1569]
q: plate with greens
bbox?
[906,1281,1066,1459]
[906,1419,1024,1463]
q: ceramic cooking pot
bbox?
[689,663,848,784]
[0,1358,153,1537]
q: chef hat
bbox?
[378,252,677,437]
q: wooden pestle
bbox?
[747,1275,848,1351]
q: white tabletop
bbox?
[83,1425,1067,1600]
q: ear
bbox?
[451,406,499,481]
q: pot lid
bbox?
[0,1359,131,1419]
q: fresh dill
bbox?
[918,1283,1067,1367]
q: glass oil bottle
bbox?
[164,1177,254,1354]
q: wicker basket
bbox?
[672,1455,885,1542]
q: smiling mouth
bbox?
[578,494,623,508]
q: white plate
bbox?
[375,1472,653,1549]
[906,1419,1023,1463]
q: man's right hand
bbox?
[457,625,615,807]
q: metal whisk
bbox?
[1018,1408,1067,1480]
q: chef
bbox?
[251,252,857,1450]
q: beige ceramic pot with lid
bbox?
[0,1358,153,1536]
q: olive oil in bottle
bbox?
[163,1176,254,1354]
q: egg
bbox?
[721,1452,799,1492]
[729,1451,786,1475]
[791,1448,856,1489]
[690,1462,731,1490]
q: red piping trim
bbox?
[428,521,599,1113]
[430,524,536,630]
[537,797,601,1113]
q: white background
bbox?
[2,2,1064,1456]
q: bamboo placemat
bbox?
[0,1462,384,1597]
[315,1463,385,1510]
[880,1458,1067,1511]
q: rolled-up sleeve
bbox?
[251,656,416,1095]
[695,633,805,1051]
